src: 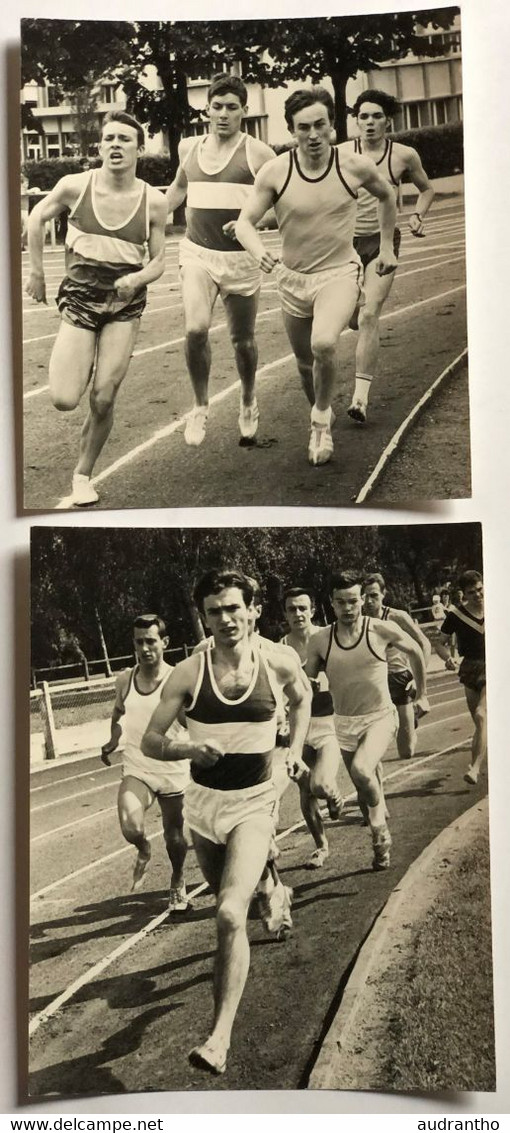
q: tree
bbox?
[70,82,100,156]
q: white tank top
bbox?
[122,665,189,787]
[351,138,399,236]
[324,617,392,716]
[381,606,410,673]
[274,147,360,273]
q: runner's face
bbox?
[291,103,333,162]
[207,94,245,137]
[357,102,389,144]
[464,582,484,612]
[133,626,167,668]
[99,123,141,171]
[285,595,314,632]
[203,587,252,646]
[331,585,363,625]
[362,583,384,617]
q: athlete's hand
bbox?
[100,744,115,767]
[114,274,140,302]
[26,272,47,304]
[414,695,430,719]
[259,251,279,275]
[222,220,238,240]
[191,741,225,769]
[286,752,308,781]
[445,657,457,671]
[409,212,426,238]
[375,248,398,277]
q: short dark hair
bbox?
[283,586,315,607]
[284,87,335,130]
[245,575,262,605]
[207,73,248,108]
[101,110,145,148]
[133,613,167,638]
[350,89,400,121]
[194,568,255,613]
[329,570,363,595]
[362,573,386,593]
[458,570,483,593]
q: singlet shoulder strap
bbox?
[68,170,93,220]
[186,651,205,711]
[366,616,388,662]
[273,149,294,204]
[334,148,357,199]
[387,138,399,186]
[181,136,202,174]
[323,624,335,667]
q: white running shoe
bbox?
[308,415,334,466]
[257,879,293,939]
[168,885,192,913]
[372,824,392,871]
[239,398,259,441]
[306,846,329,870]
[184,406,208,446]
[347,399,367,425]
[71,473,99,507]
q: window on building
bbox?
[100,84,115,104]
[402,96,462,131]
[47,85,60,107]
[417,31,461,57]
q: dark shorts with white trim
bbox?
[56,276,147,332]
[388,668,416,706]
[353,227,401,270]
[459,658,486,693]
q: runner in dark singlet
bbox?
[434,570,486,785]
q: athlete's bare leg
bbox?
[396,702,417,759]
[463,685,487,784]
[159,793,187,890]
[282,312,314,405]
[189,815,273,1073]
[348,712,396,827]
[75,318,140,476]
[311,277,360,410]
[180,262,218,407]
[351,259,396,417]
[117,775,154,889]
[49,322,97,411]
[223,291,259,406]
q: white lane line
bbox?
[32,780,118,812]
[53,284,467,508]
[31,764,118,793]
[31,831,162,901]
[419,711,467,729]
[31,805,117,843]
[355,344,468,504]
[29,876,210,1037]
[29,727,470,1036]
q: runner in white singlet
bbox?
[336,89,435,424]
[25,111,167,508]
[236,86,397,468]
[142,569,310,1076]
[307,571,429,871]
[101,614,191,912]
[165,74,275,447]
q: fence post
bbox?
[41,681,58,760]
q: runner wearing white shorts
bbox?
[165,74,275,448]
[101,613,191,912]
[142,568,310,1077]
[307,571,429,871]
[236,86,397,467]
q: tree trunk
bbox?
[94,605,112,677]
[329,68,350,143]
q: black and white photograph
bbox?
[20,10,467,511]
[28,522,493,1098]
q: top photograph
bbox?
[20,9,466,511]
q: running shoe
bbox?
[168,885,192,913]
[131,850,151,891]
[238,398,259,442]
[306,846,329,870]
[71,473,99,507]
[257,879,293,940]
[189,1041,227,1075]
[184,406,208,446]
[371,824,392,871]
[464,767,478,786]
[347,399,367,425]
[326,791,345,821]
[308,417,334,466]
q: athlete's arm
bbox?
[433,631,458,670]
[113,189,167,302]
[235,161,281,272]
[389,609,432,665]
[100,670,129,764]
[358,159,398,277]
[377,621,429,712]
[141,657,224,768]
[249,138,277,174]
[304,628,328,681]
[165,137,194,220]
[25,175,81,303]
[403,147,435,236]
[270,654,312,778]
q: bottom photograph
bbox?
[28,522,493,1099]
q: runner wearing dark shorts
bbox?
[434,570,486,785]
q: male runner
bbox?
[25,111,167,507]
[336,89,435,423]
[235,86,397,466]
[165,74,275,447]
[362,572,431,759]
[101,614,191,912]
[433,570,486,786]
[306,571,429,870]
[281,587,344,867]
[141,569,310,1075]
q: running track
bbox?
[28,669,488,1098]
[22,202,467,510]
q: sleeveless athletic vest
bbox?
[183,134,257,253]
[273,147,359,273]
[381,606,410,673]
[281,632,333,718]
[324,617,392,717]
[351,138,399,236]
[185,647,279,790]
[122,665,189,787]
[65,170,149,289]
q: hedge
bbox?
[273,121,463,178]
[24,153,174,193]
